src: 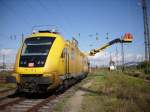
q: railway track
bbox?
[0,85,67,112]
[0,76,86,112]
[0,94,57,112]
[0,97,25,110]
[0,87,57,112]
[0,88,14,93]
[0,88,16,100]
[0,82,75,112]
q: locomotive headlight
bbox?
[37,61,44,65]
[24,61,27,64]
[37,61,40,65]
[20,61,26,65]
[41,61,44,65]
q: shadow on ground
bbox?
[77,86,104,96]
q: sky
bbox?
[0,0,150,67]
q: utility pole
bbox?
[3,54,5,70]
[121,37,125,72]
[142,0,150,73]
[142,0,150,61]
[115,47,119,69]
[106,33,110,68]
[22,33,24,44]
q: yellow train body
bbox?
[13,31,89,92]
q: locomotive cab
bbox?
[13,30,65,93]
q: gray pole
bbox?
[115,47,119,69]
[3,54,5,70]
[142,0,150,73]
[142,0,150,61]
[121,39,124,72]
[22,33,24,44]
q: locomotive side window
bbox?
[71,48,75,60]
[61,48,66,58]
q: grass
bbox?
[53,94,72,112]
[0,70,13,77]
[0,83,16,89]
[124,70,150,81]
[0,70,16,89]
[80,70,150,112]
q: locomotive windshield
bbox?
[21,37,55,55]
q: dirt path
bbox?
[63,81,93,112]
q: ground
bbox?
[53,70,150,112]
[63,81,93,112]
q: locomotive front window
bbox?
[21,37,55,55]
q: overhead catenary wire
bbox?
[55,0,74,36]
[37,0,64,31]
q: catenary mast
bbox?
[142,0,150,61]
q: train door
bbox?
[65,48,69,74]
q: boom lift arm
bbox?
[89,33,133,56]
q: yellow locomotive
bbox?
[13,30,89,93]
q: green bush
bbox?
[136,61,150,74]
[137,61,150,68]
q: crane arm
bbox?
[89,38,121,55]
[89,33,133,56]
